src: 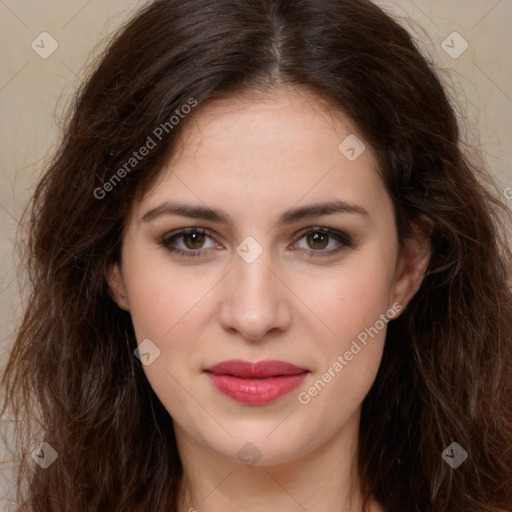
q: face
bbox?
[108,87,430,466]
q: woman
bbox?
[1,0,511,510]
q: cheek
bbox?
[295,252,396,342]
[122,249,208,341]
[122,259,211,420]
[293,265,394,426]
[290,250,397,410]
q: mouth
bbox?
[203,360,309,404]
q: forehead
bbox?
[173,87,357,164]
[134,87,390,225]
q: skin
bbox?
[108,86,431,511]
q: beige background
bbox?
[0,0,511,502]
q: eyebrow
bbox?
[140,199,369,225]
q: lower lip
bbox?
[205,372,308,404]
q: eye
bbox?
[161,228,219,257]
[291,227,352,257]
[160,226,352,259]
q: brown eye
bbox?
[292,227,352,258]
[161,228,218,258]
[306,231,329,250]
[183,231,206,250]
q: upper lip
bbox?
[204,360,308,378]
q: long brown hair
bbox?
[2,0,511,510]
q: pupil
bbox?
[309,232,328,250]
[186,232,204,249]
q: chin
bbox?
[197,421,316,468]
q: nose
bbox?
[218,245,292,342]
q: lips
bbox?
[204,360,309,404]
[204,359,307,378]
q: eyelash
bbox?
[160,227,352,259]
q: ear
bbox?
[392,215,433,312]
[106,262,130,311]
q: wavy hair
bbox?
[2,0,512,510]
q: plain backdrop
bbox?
[1,0,511,502]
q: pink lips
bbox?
[204,360,308,404]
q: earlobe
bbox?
[106,262,130,311]
[392,216,433,311]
